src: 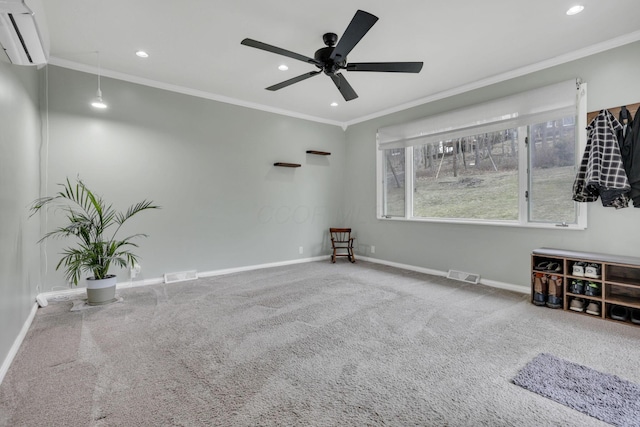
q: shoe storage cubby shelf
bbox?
[531,248,640,327]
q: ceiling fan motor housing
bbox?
[316,33,345,75]
[315,49,344,74]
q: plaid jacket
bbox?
[572,109,630,208]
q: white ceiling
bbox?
[40,0,640,127]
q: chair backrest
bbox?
[330,228,352,244]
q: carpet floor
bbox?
[2,261,640,426]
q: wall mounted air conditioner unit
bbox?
[0,0,48,66]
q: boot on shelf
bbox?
[546,275,563,309]
[532,273,548,307]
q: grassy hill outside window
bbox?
[377,79,587,229]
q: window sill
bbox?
[377,215,586,230]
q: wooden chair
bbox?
[330,228,356,263]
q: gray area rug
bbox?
[2,261,640,426]
[513,353,640,427]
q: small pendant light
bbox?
[91,51,107,109]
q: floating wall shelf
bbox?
[306,150,331,156]
[274,162,301,168]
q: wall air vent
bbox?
[164,270,198,284]
[447,269,480,284]
[0,0,49,66]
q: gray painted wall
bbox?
[41,65,346,289]
[0,60,41,368]
[344,41,640,289]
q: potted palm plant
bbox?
[31,177,159,305]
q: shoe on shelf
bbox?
[569,279,585,295]
[631,309,640,325]
[570,298,585,312]
[584,282,601,297]
[585,302,601,316]
[572,262,586,277]
[546,275,563,309]
[534,261,550,271]
[584,263,602,279]
[532,273,548,306]
[546,262,562,273]
[610,305,629,321]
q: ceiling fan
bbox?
[241,9,423,101]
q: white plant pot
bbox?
[86,275,117,306]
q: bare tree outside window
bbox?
[528,118,577,223]
[412,129,519,220]
[383,148,405,217]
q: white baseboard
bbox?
[36,255,527,303]
[358,256,528,294]
[0,303,38,386]
[117,277,164,290]
[198,256,328,278]
[479,277,529,294]
[37,287,85,302]
[35,256,330,302]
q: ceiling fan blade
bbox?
[346,62,424,73]
[266,71,321,91]
[330,73,358,101]
[330,10,378,63]
[241,38,322,66]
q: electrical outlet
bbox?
[299,246,304,254]
[371,245,376,254]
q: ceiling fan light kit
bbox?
[241,9,423,101]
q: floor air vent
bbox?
[447,270,480,284]
[164,270,198,284]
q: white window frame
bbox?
[376,80,588,230]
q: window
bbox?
[528,120,578,224]
[412,130,521,221]
[383,148,405,217]
[377,80,587,229]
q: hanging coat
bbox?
[573,109,630,208]
[616,106,633,173]
[617,107,635,202]
[625,108,640,206]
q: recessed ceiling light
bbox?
[278,64,288,71]
[566,5,584,15]
[135,50,149,58]
[330,102,338,107]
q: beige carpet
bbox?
[2,261,640,426]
